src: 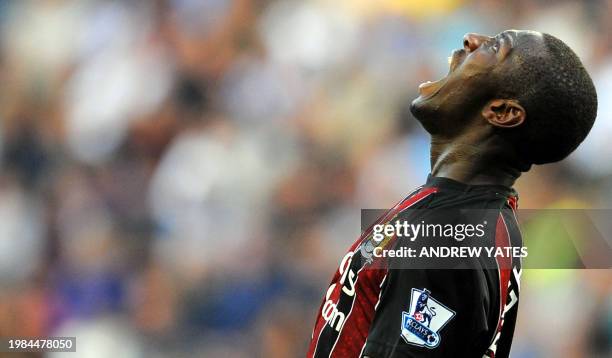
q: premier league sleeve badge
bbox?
[401,288,456,349]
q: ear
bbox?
[482,99,526,128]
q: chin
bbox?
[410,94,463,136]
[409,95,426,115]
[409,96,438,134]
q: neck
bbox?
[429,129,521,188]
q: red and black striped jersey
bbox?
[307,175,522,358]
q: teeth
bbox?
[448,56,452,65]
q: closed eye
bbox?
[490,37,500,53]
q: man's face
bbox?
[410,30,545,136]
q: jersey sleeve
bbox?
[362,267,493,358]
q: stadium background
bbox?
[0,0,610,357]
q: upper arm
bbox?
[361,268,491,358]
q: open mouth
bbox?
[418,49,466,99]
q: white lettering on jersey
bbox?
[484,268,521,357]
[322,252,359,332]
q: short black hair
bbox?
[499,33,597,167]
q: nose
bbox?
[463,33,493,52]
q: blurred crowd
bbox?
[0,0,610,357]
